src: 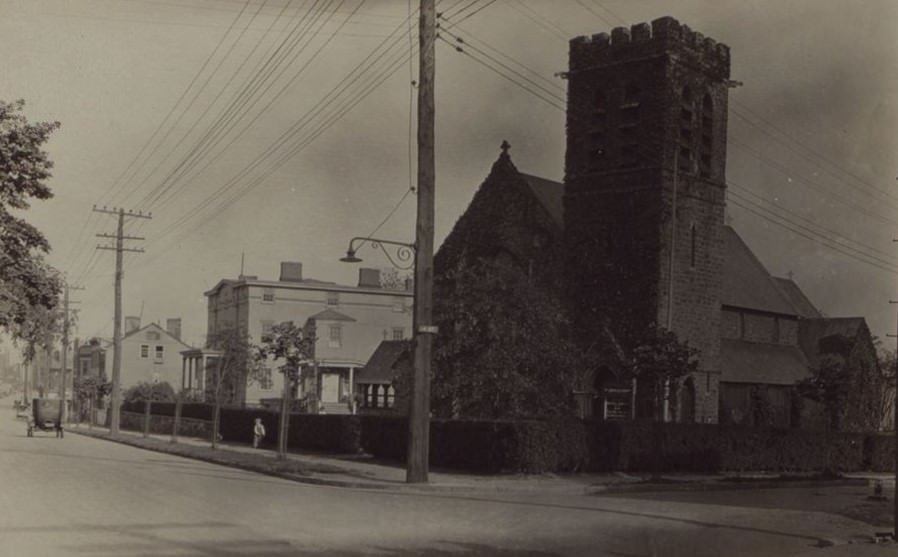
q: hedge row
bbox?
[121,403,360,454]
[120,402,897,474]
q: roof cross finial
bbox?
[500,139,511,154]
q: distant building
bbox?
[204,262,413,411]
[109,317,192,391]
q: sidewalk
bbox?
[67,423,600,494]
[66,422,889,495]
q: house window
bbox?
[259,368,273,391]
[327,291,339,307]
[262,288,274,303]
[140,345,149,359]
[392,327,404,340]
[772,317,780,344]
[154,345,164,362]
[147,331,160,341]
[392,296,404,313]
[328,325,342,348]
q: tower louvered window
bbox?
[699,93,713,178]
[619,83,640,168]
[678,87,694,174]
[588,88,608,171]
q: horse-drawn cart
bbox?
[27,398,64,438]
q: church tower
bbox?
[563,17,731,422]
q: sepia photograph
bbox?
[1,1,896,555]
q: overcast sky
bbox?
[2,0,897,351]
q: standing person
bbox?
[252,417,266,448]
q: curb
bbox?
[589,477,869,495]
[67,428,494,493]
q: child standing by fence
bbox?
[252,418,266,448]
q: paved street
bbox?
[0,406,889,556]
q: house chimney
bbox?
[279,261,303,282]
[358,268,381,288]
[124,316,141,334]
[166,318,182,341]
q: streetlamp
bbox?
[340,234,433,484]
[340,237,416,270]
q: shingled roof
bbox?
[720,338,810,385]
[721,226,797,316]
[773,277,822,318]
[798,317,868,368]
[356,340,410,384]
[519,172,564,228]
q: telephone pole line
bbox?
[407,0,436,484]
[59,282,83,425]
[94,206,151,434]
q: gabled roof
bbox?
[721,226,797,316]
[357,340,410,384]
[772,277,822,318]
[122,322,192,350]
[519,172,563,228]
[799,317,869,368]
[307,309,357,322]
[720,339,810,385]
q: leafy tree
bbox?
[799,333,884,431]
[123,381,175,403]
[255,321,315,459]
[73,374,110,422]
[378,267,412,291]
[625,324,699,422]
[431,258,589,419]
[206,328,264,449]
[0,99,62,332]
[11,302,61,401]
[878,347,896,430]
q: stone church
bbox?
[434,17,882,428]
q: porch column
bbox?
[348,366,355,414]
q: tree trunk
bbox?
[143,398,151,438]
[277,377,291,460]
[212,401,221,450]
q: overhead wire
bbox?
[61,0,256,276]
[129,0,470,268]
[120,1,445,270]
[438,7,897,276]
[140,0,349,213]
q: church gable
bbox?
[435,144,563,289]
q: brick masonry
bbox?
[564,17,730,423]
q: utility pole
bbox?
[58,282,83,425]
[889,300,898,540]
[407,0,436,484]
[95,206,151,434]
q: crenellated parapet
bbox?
[569,16,730,79]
